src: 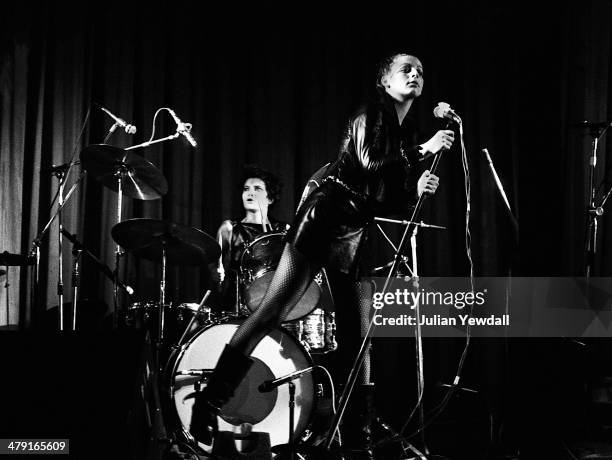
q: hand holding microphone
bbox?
[419,130,455,155]
[418,102,460,156]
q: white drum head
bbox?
[170,321,315,451]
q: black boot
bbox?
[189,344,253,445]
[340,383,375,460]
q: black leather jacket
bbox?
[325,92,422,215]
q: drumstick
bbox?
[176,290,211,347]
[217,232,225,283]
[258,199,268,233]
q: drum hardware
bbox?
[571,122,612,277]
[61,229,134,331]
[0,252,36,329]
[60,229,134,294]
[81,144,169,329]
[28,162,84,330]
[175,290,211,348]
[0,252,35,267]
[111,218,220,348]
[1,268,6,326]
[166,319,315,455]
[111,218,220,266]
[80,144,169,201]
[174,369,212,393]
[282,309,337,354]
[174,369,213,377]
[261,367,318,460]
[26,108,89,329]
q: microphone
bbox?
[433,102,462,124]
[258,366,316,393]
[96,103,137,134]
[167,108,198,147]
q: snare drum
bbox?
[240,232,321,321]
[165,317,316,452]
[283,308,337,353]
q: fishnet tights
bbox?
[330,274,374,386]
[229,243,320,354]
[229,243,375,388]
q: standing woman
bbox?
[192,53,455,457]
[213,165,287,313]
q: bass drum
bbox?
[166,317,315,452]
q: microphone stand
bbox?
[267,366,316,460]
[124,133,181,151]
[584,124,609,277]
[270,382,297,460]
[61,229,135,330]
[324,150,447,453]
[29,107,90,327]
[61,229,133,296]
[30,166,85,330]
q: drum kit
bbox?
[75,141,337,455]
[0,101,338,455]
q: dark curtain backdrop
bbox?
[3,2,612,325]
[2,1,612,455]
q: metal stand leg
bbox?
[159,245,167,345]
[71,247,82,331]
[57,173,66,331]
[114,170,125,329]
[4,265,9,325]
[584,125,608,278]
[324,148,445,450]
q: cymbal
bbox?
[80,144,168,200]
[571,121,612,129]
[111,218,220,266]
[0,251,35,266]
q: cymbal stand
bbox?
[113,165,128,329]
[585,124,610,277]
[3,266,8,325]
[70,242,82,331]
[30,168,85,327]
[159,242,167,346]
[57,169,66,330]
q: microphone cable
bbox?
[389,113,477,450]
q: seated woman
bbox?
[213,165,288,314]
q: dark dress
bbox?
[218,219,288,312]
[287,93,423,278]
